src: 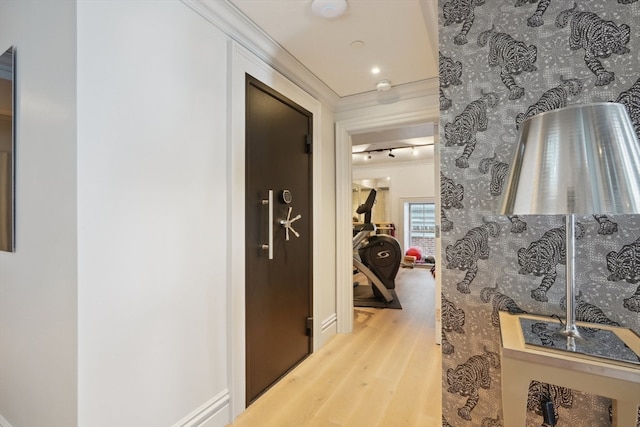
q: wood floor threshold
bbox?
[228,268,441,427]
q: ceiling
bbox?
[227,0,439,161]
[228,0,438,97]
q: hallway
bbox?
[229,267,441,427]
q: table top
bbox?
[499,311,640,383]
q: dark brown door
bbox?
[245,75,313,404]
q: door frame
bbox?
[335,105,439,334]
[229,41,322,419]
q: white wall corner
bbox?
[172,389,230,427]
[0,414,13,427]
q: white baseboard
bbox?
[0,414,13,427]
[315,312,338,350]
[173,389,230,427]
[321,313,337,333]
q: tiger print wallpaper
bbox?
[438,1,640,426]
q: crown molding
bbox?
[335,78,439,114]
[182,0,339,108]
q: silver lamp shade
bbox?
[499,102,640,347]
[500,102,640,216]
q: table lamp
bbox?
[499,103,640,350]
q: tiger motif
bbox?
[444,91,499,168]
[478,153,508,196]
[527,381,573,423]
[556,3,631,87]
[477,26,537,100]
[531,322,555,346]
[481,413,503,427]
[560,292,620,329]
[442,415,454,427]
[441,331,454,355]
[441,207,454,233]
[515,76,583,129]
[514,0,552,27]
[440,89,452,111]
[615,77,640,136]
[606,237,640,312]
[594,214,618,235]
[441,173,464,232]
[508,216,527,233]
[446,222,500,294]
[443,0,486,46]
[518,224,585,302]
[441,173,464,210]
[480,284,527,326]
[442,294,465,354]
[624,288,640,312]
[439,52,463,111]
[446,347,500,421]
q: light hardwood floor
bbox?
[228,267,442,427]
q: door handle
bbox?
[280,206,302,241]
[261,190,274,260]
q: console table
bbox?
[499,311,640,427]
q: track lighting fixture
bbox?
[351,144,433,160]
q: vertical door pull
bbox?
[261,190,274,260]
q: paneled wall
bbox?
[438,1,640,426]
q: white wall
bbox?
[0,0,336,427]
[77,2,230,425]
[0,1,78,426]
[0,1,337,426]
[353,159,436,252]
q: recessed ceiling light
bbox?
[351,40,365,49]
[311,0,348,19]
[371,67,380,74]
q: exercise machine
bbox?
[353,189,402,306]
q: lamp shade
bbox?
[499,103,640,215]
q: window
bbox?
[404,202,436,258]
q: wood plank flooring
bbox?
[228,267,441,427]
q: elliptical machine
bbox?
[353,189,402,307]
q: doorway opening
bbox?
[337,107,440,335]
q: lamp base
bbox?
[519,317,640,366]
[551,324,584,351]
